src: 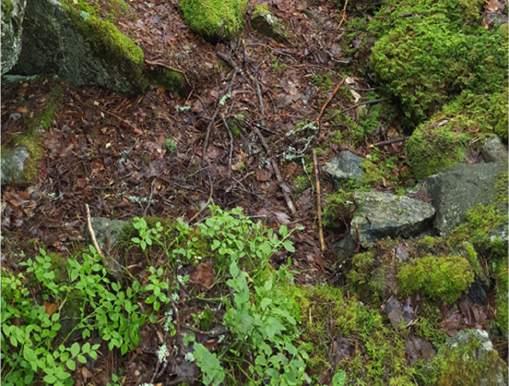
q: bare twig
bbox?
[221,115,234,177]
[144,59,191,87]
[252,125,297,216]
[312,150,326,252]
[369,137,406,148]
[85,204,104,257]
[338,0,349,30]
[316,78,346,136]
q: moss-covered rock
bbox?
[251,3,287,42]
[370,1,507,125]
[180,0,248,41]
[297,285,416,384]
[1,0,26,74]
[419,329,508,386]
[12,0,147,94]
[406,89,508,179]
[398,255,474,304]
[495,258,508,337]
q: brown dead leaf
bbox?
[44,302,58,316]
[256,169,272,182]
[190,261,215,289]
[80,367,93,379]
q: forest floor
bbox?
[1,0,505,385]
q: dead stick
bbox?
[338,0,349,30]
[253,125,297,217]
[369,137,406,148]
[85,204,104,257]
[316,78,346,135]
[312,150,326,252]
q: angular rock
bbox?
[12,0,147,94]
[323,150,364,182]
[350,191,435,247]
[332,234,356,262]
[1,0,27,74]
[480,135,508,163]
[1,146,30,185]
[251,3,287,42]
[435,329,508,386]
[423,163,505,235]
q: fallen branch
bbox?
[85,204,104,258]
[312,150,326,252]
[338,0,349,30]
[316,78,346,136]
[253,125,297,217]
[369,137,406,148]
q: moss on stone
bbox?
[297,285,415,384]
[495,258,508,337]
[145,66,189,95]
[347,251,387,303]
[398,255,474,304]
[179,0,248,40]
[2,0,14,17]
[370,1,507,125]
[406,89,508,179]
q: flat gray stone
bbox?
[350,191,435,247]
[324,151,364,182]
[424,163,504,235]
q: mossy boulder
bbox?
[495,258,508,337]
[251,3,287,42]
[12,0,147,94]
[1,0,27,74]
[180,0,248,41]
[398,255,474,304]
[421,329,508,386]
[406,90,508,179]
[370,1,507,125]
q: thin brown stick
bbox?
[312,150,326,252]
[85,204,104,257]
[316,78,346,136]
[252,125,297,217]
[144,59,191,87]
[369,137,406,148]
[221,115,234,178]
[338,0,349,30]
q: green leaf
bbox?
[43,374,57,384]
[283,240,295,253]
[66,359,76,371]
[70,342,80,357]
[77,354,87,364]
[332,370,346,386]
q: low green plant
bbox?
[131,217,163,251]
[143,266,170,311]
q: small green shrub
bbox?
[398,255,474,303]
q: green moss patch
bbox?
[180,0,248,40]
[398,255,474,304]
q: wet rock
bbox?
[332,234,356,262]
[1,146,30,185]
[251,3,287,42]
[480,135,508,163]
[13,0,147,94]
[90,217,129,252]
[1,0,26,74]
[350,191,435,247]
[423,163,505,235]
[323,150,364,182]
[405,336,435,364]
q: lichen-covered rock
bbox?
[12,0,147,94]
[251,4,287,42]
[428,329,508,386]
[350,191,435,247]
[323,150,364,182]
[1,0,27,74]
[1,146,30,185]
[398,255,474,304]
[423,163,505,235]
[90,217,129,251]
[180,0,248,41]
[406,90,508,179]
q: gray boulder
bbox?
[90,217,129,252]
[1,0,27,74]
[12,0,147,94]
[324,150,364,182]
[1,146,30,185]
[480,135,508,164]
[350,191,435,247]
[423,163,505,235]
